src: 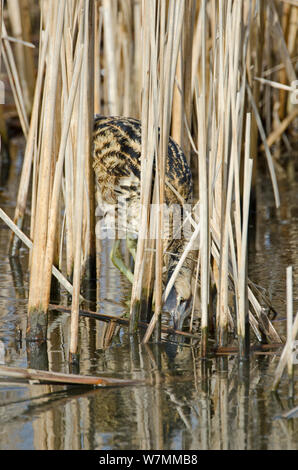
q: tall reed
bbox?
[2,1,296,357]
[8,0,97,348]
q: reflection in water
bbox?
[0,139,297,450]
[0,341,297,450]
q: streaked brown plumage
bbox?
[93,115,194,328]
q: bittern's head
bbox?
[163,273,192,331]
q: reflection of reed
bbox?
[2,0,295,357]
[1,333,297,449]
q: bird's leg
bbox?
[110,239,134,284]
[126,233,137,261]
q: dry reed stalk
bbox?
[197,85,209,355]
[211,220,262,339]
[275,1,294,126]
[49,303,199,339]
[61,13,76,277]
[0,208,78,298]
[94,2,102,116]
[70,0,94,356]
[247,0,265,202]
[27,1,66,336]
[163,212,200,304]
[287,5,297,63]
[18,0,35,100]
[217,156,234,347]
[0,0,8,156]
[6,0,35,115]
[15,0,96,348]
[208,8,222,309]
[120,1,134,117]
[83,0,96,282]
[26,7,47,246]
[128,1,162,334]
[280,0,298,7]
[214,0,230,347]
[261,106,298,149]
[196,0,209,357]
[69,2,89,356]
[181,0,195,162]
[171,49,183,147]
[272,311,298,391]
[149,0,163,342]
[191,6,202,99]
[102,0,119,115]
[230,3,243,267]
[3,0,295,356]
[155,0,185,339]
[100,1,293,352]
[270,2,297,85]
[254,76,297,93]
[246,83,280,208]
[211,247,279,343]
[0,364,145,387]
[247,288,281,343]
[42,45,83,308]
[237,114,253,359]
[9,24,49,255]
[286,266,293,378]
[129,0,153,333]
[215,2,244,347]
[132,1,142,116]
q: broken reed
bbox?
[3,1,297,355]
[272,267,298,393]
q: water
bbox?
[0,137,297,450]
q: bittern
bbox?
[93,115,194,330]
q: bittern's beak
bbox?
[163,286,192,331]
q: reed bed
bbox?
[0,1,297,364]
[272,266,298,393]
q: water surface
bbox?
[0,138,297,450]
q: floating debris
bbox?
[0,365,146,388]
